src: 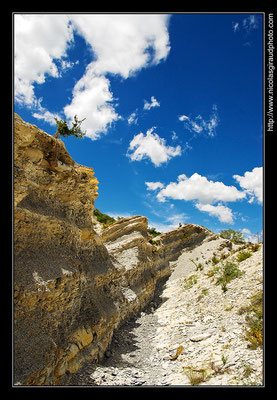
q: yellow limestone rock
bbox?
[13,114,211,385]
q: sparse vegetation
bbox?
[94,209,116,227]
[243,290,263,349]
[190,258,203,271]
[183,367,208,385]
[249,243,260,252]
[236,250,252,263]
[147,227,161,239]
[196,262,203,271]
[216,261,244,292]
[206,265,220,278]
[183,274,198,289]
[212,255,220,264]
[149,239,160,246]
[243,363,253,378]
[221,354,228,365]
[54,115,86,139]
[220,229,245,244]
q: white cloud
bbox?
[65,14,170,139]
[14,14,74,106]
[171,131,178,140]
[127,127,182,167]
[145,181,164,191]
[232,15,259,35]
[32,109,60,126]
[166,213,188,226]
[58,59,79,75]
[178,105,219,137]
[157,172,246,204]
[148,212,188,233]
[240,228,262,243]
[15,14,171,139]
[179,115,189,121]
[233,167,263,204]
[31,98,61,125]
[127,111,138,125]
[195,203,234,224]
[64,73,120,140]
[191,119,203,133]
[143,96,160,110]
[103,211,134,220]
[232,22,240,32]
[70,14,170,78]
[243,15,259,32]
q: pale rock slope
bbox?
[14,114,215,386]
[72,235,263,386]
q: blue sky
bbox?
[14,13,263,241]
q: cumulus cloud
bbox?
[64,73,120,140]
[127,127,182,167]
[179,105,219,137]
[240,228,262,243]
[145,181,164,191]
[149,169,262,223]
[233,167,263,204]
[14,14,171,139]
[70,14,170,78]
[64,14,170,138]
[143,96,160,110]
[151,172,247,223]
[195,203,234,224]
[64,14,170,139]
[156,172,246,203]
[14,14,74,106]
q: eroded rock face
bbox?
[13,115,211,385]
[101,216,171,321]
[14,114,117,385]
[154,223,211,265]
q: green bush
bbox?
[147,227,161,238]
[211,256,220,264]
[94,209,116,226]
[236,250,252,263]
[183,274,198,289]
[249,243,260,252]
[216,261,244,292]
[54,115,86,139]
[220,229,245,244]
[149,239,160,246]
[240,291,263,349]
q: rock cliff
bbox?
[13,115,212,385]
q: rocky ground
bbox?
[70,236,263,387]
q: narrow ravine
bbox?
[70,278,172,386]
[70,236,263,386]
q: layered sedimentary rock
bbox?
[154,223,212,265]
[13,115,211,385]
[14,114,115,385]
[100,216,171,321]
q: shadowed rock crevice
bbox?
[14,115,262,387]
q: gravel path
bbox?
[70,237,263,386]
[70,277,174,386]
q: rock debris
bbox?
[70,238,263,386]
